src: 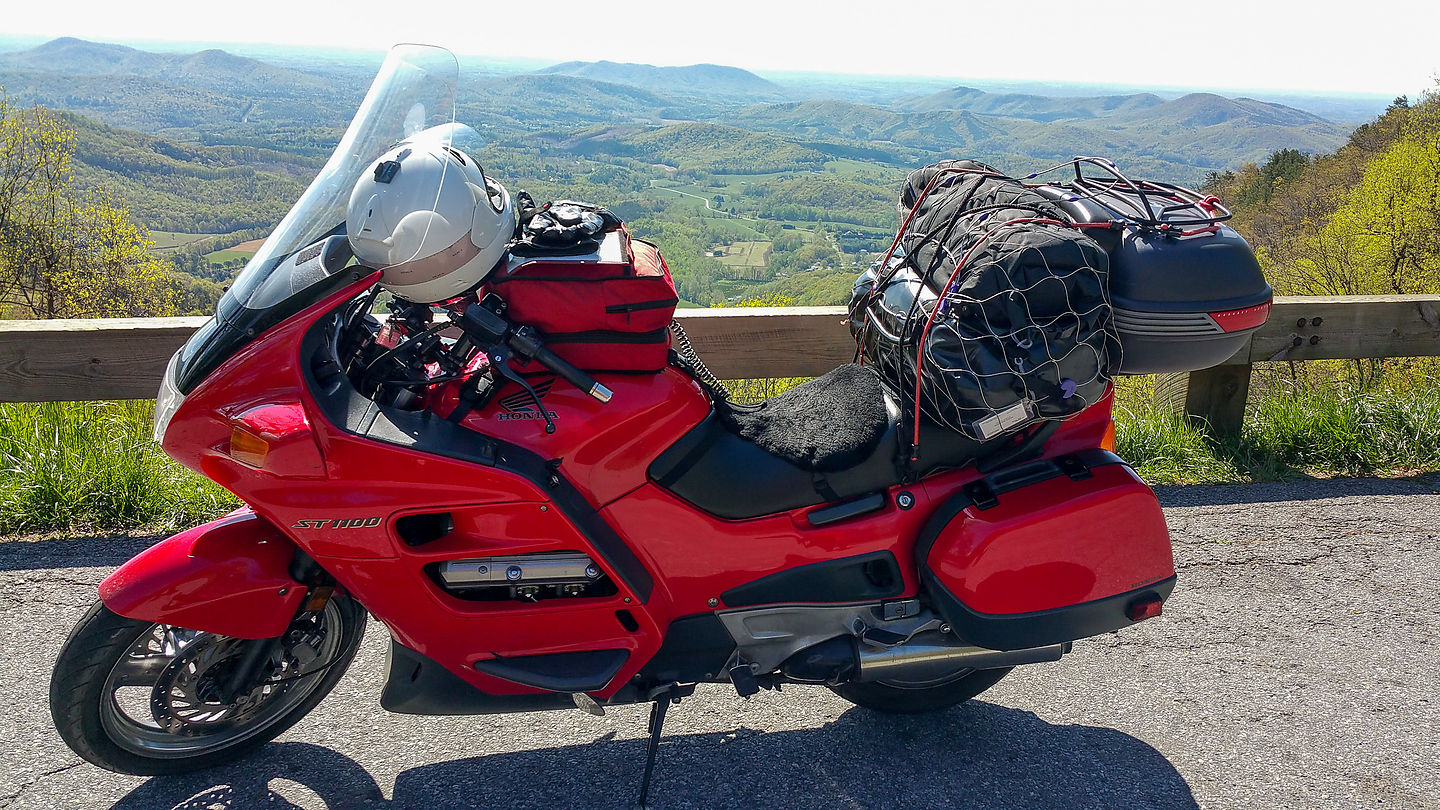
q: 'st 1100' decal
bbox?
[292,517,382,529]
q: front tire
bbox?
[830,666,1012,714]
[50,596,365,775]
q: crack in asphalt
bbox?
[0,761,84,808]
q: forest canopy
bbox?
[1203,92,1440,297]
[0,96,178,318]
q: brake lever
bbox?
[488,348,556,434]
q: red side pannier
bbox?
[920,454,1176,650]
[483,230,679,373]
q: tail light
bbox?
[1209,301,1272,333]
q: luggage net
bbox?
[850,160,1122,448]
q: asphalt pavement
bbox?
[2,475,1437,810]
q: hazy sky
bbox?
[6,0,1438,96]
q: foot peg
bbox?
[728,661,760,698]
[571,692,605,716]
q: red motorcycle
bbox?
[49,46,1176,804]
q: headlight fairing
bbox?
[153,350,185,444]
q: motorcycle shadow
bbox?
[112,701,1197,810]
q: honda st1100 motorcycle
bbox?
[49,45,1175,805]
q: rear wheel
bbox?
[50,596,365,775]
[830,666,1012,714]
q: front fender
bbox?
[99,509,307,639]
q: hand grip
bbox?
[532,346,613,403]
[460,305,613,404]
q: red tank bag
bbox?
[484,231,678,373]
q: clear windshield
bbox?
[222,44,462,314]
[174,45,476,394]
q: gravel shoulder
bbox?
[1,475,1437,810]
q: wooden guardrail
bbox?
[2,296,1439,434]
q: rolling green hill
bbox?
[63,113,310,233]
[560,122,830,174]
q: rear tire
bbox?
[50,596,365,775]
[830,667,1012,714]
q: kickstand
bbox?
[638,685,679,808]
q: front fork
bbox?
[222,550,339,701]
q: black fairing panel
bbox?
[721,551,904,607]
[381,641,575,715]
[473,649,629,693]
[638,614,736,684]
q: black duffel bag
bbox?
[850,160,1119,443]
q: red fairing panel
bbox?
[923,463,1174,615]
[312,499,672,698]
[99,510,306,639]
[601,483,930,616]
[451,366,712,507]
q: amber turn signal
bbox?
[228,426,270,468]
[1100,420,1117,453]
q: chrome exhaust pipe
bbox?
[779,631,1069,684]
[855,632,1068,683]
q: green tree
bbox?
[1319,126,1440,295]
[0,96,177,318]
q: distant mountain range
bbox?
[897,85,1335,128]
[0,37,330,95]
[0,38,1359,182]
[900,86,1167,121]
[534,60,784,100]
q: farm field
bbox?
[714,241,770,269]
[229,238,267,253]
[204,248,256,267]
[202,237,266,267]
[148,231,219,252]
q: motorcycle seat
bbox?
[649,364,983,520]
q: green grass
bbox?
[204,248,256,267]
[1117,382,1440,485]
[0,401,237,535]
[1116,407,1245,485]
[1246,385,1440,475]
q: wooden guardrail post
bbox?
[1156,365,1252,436]
[1154,295,1440,437]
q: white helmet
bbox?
[347,130,516,302]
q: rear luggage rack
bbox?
[1026,156,1232,234]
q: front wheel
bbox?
[49,595,365,775]
[830,667,1012,714]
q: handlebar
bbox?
[459,304,613,404]
[529,342,614,403]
